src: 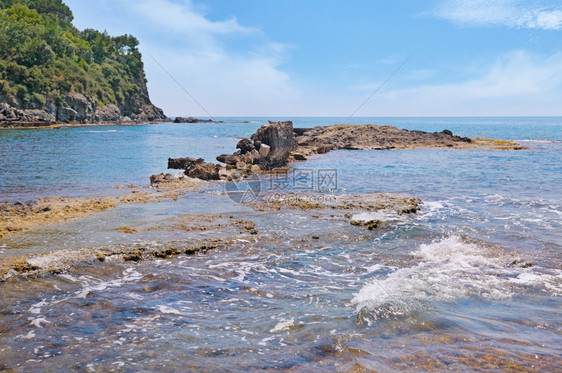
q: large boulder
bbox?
[168,157,204,170]
[236,138,255,154]
[216,154,241,165]
[186,162,220,180]
[168,157,220,180]
[251,121,297,169]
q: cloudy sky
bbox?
[65,0,562,117]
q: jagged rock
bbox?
[95,104,121,122]
[168,157,204,170]
[293,128,312,136]
[236,138,255,154]
[216,154,240,165]
[167,157,220,180]
[62,93,93,121]
[173,117,218,124]
[26,109,56,122]
[240,153,255,164]
[149,173,178,185]
[249,149,260,163]
[316,145,334,154]
[187,162,220,180]
[259,144,270,158]
[1,90,166,127]
[251,121,298,169]
[292,153,307,161]
[56,106,79,123]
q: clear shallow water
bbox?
[1,117,560,201]
[0,117,561,371]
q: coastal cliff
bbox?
[0,0,166,127]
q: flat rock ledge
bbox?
[152,120,524,184]
[293,124,525,157]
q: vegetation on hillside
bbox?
[0,0,150,109]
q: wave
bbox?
[352,236,562,324]
[517,139,560,143]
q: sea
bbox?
[0,117,561,371]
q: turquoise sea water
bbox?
[0,117,561,371]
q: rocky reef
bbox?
[156,120,524,183]
[295,124,478,156]
[159,120,297,183]
[173,117,223,124]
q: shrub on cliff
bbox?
[0,0,153,112]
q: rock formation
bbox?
[173,117,223,124]
[0,92,166,128]
[157,121,523,183]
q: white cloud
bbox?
[128,0,253,35]
[69,0,302,116]
[368,51,562,116]
[431,0,562,30]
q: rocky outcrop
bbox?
[159,121,524,183]
[292,124,476,156]
[0,92,166,128]
[167,157,221,181]
[296,124,471,151]
[173,117,223,124]
[251,121,298,169]
[214,120,297,171]
[165,121,298,182]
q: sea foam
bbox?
[352,236,562,321]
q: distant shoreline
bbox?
[0,117,256,129]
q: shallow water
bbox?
[1,117,561,371]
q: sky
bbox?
[65,0,562,117]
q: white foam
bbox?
[30,318,51,328]
[353,236,562,319]
[17,331,36,339]
[158,306,184,315]
[75,268,143,299]
[351,211,402,223]
[270,318,294,333]
[517,139,553,143]
[29,300,47,314]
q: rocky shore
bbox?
[0,191,422,279]
[155,120,524,183]
[0,92,167,128]
[0,178,204,241]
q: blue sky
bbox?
[65,0,562,117]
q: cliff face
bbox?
[0,0,166,127]
[0,91,166,126]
